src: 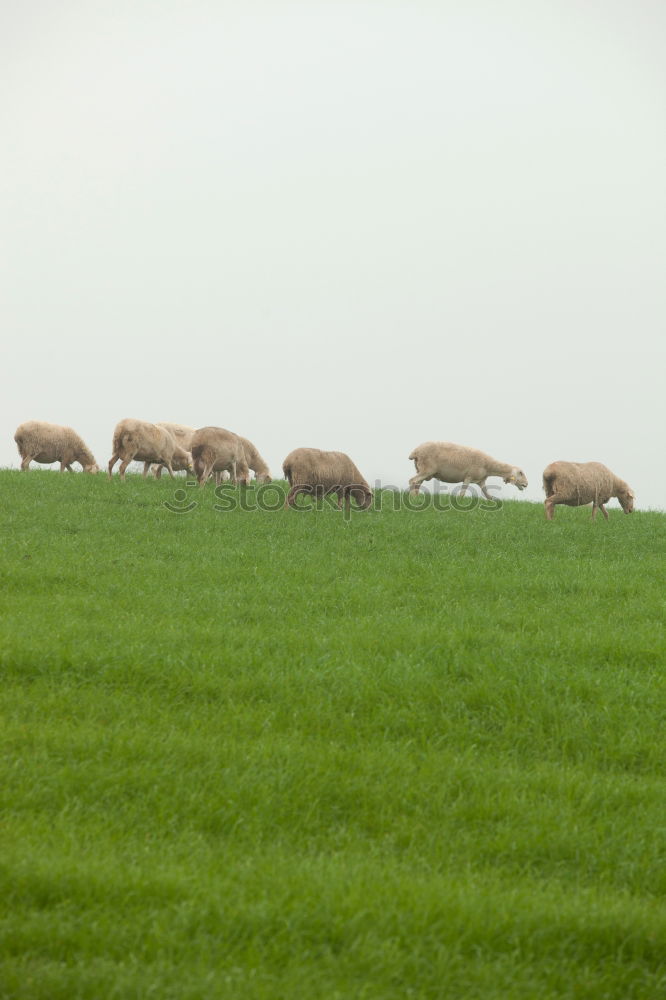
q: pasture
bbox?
[1,469,665,999]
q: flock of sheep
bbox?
[13,418,636,520]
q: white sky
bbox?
[2,1,665,507]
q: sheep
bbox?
[190,426,250,487]
[408,441,528,499]
[236,435,271,484]
[146,423,195,479]
[211,434,271,486]
[282,447,372,510]
[14,421,99,473]
[543,461,635,521]
[108,418,192,481]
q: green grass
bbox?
[1,469,665,999]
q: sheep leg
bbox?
[408,473,426,495]
[164,462,176,480]
[199,461,214,487]
[285,485,310,509]
[458,480,470,497]
[119,456,136,480]
[153,464,163,479]
[118,458,133,481]
[331,488,349,510]
[479,479,493,501]
[599,503,609,521]
[545,495,557,520]
[214,471,221,486]
[108,454,120,478]
[20,455,33,470]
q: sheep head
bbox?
[505,468,528,491]
[351,485,373,510]
[237,463,252,487]
[181,451,194,476]
[172,446,192,470]
[617,485,635,514]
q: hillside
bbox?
[1,470,665,999]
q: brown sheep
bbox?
[543,461,635,521]
[282,447,372,510]
[190,427,250,487]
[147,423,195,479]
[212,434,271,486]
[236,435,271,484]
[14,421,99,473]
[108,418,192,481]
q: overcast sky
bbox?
[2,1,664,508]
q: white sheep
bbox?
[237,435,271,484]
[190,426,250,487]
[282,447,373,510]
[146,423,195,479]
[14,421,99,473]
[212,434,271,486]
[108,418,192,481]
[408,441,528,499]
[543,461,635,521]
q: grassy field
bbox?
[1,469,665,999]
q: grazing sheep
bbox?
[14,421,99,473]
[147,423,195,479]
[212,434,271,485]
[282,447,372,510]
[543,461,635,521]
[408,441,528,499]
[108,418,192,481]
[237,435,271,484]
[190,426,250,487]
